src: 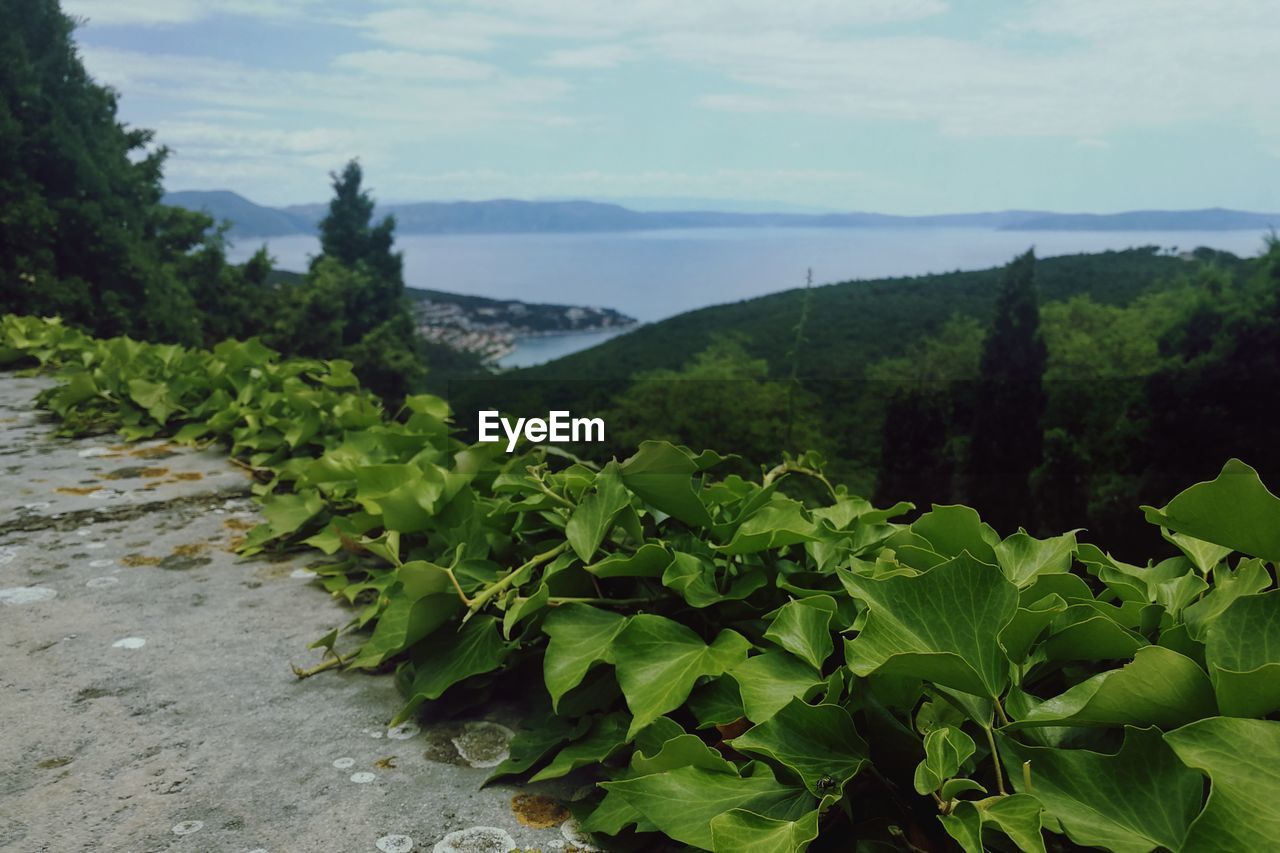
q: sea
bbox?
[228,227,1271,368]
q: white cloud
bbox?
[62,0,327,26]
[333,51,497,81]
[539,44,638,70]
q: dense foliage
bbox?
[0,1,434,400]
[5,314,1278,853]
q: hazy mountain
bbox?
[163,190,1279,239]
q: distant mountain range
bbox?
[164,190,1280,240]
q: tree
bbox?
[273,159,424,400]
[967,250,1047,532]
[0,0,267,345]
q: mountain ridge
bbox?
[163,190,1279,239]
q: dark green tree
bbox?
[273,159,424,400]
[967,250,1047,532]
[0,0,267,345]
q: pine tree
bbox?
[967,250,1047,532]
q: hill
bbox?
[161,191,1280,238]
[509,247,1218,387]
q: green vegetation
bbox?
[4,313,1279,853]
[0,0,443,402]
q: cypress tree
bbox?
[967,250,1047,531]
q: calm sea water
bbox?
[229,227,1270,366]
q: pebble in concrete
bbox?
[350,771,377,784]
[0,585,57,605]
[376,834,415,853]
[434,826,516,853]
[451,722,515,769]
[171,820,204,836]
[332,757,356,769]
[112,636,146,649]
[85,576,118,588]
[386,722,420,740]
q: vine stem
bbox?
[984,723,1008,795]
[546,595,655,608]
[291,656,342,679]
[994,696,1012,727]
[762,461,839,502]
[461,542,569,624]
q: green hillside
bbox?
[515,247,1226,386]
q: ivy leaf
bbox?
[940,794,1046,853]
[1162,529,1233,575]
[565,461,629,562]
[391,616,508,725]
[530,711,630,782]
[913,725,976,795]
[730,698,870,797]
[542,604,628,711]
[993,530,1078,586]
[730,652,825,724]
[485,712,593,782]
[586,542,669,578]
[663,551,767,608]
[999,727,1202,853]
[1203,590,1280,717]
[259,489,325,539]
[911,504,999,564]
[1141,458,1280,561]
[1165,717,1280,851]
[709,808,820,853]
[348,560,462,668]
[718,497,822,555]
[602,763,812,851]
[1183,558,1271,641]
[842,553,1018,698]
[619,441,714,527]
[763,595,837,670]
[613,615,751,738]
[1014,646,1216,729]
[631,733,736,776]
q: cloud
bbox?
[62,0,326,26]
[333,50,497,81]
[539,44,638,70]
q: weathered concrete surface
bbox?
[0,375,588,853]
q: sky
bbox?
[63,0,1280,214]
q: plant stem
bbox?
[546,595,655,607]
[291,657,342,679]
[762,461,839,502]
[994,696,1012,727]
[462,542,569,623]
[984,724,1008,795]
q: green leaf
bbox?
[586,542,669,578]
[542,604,628,711]
[485,713,592,782]
[392,616,508,725]
[1203,590,1280,717]
[994,530,1078,586]
[259,489,326,538]
[688,677,746,728]
[999,727,1202,853]
[731,698,870,796]
[1163,529,1233,574]
[1183,558,1272,641]
[349,560,462,668]
[911,504,999,563]
[1014,646,1216,729]
[764,595,837,670]
[619,441,714,527]
[1165,717,1280,852]
[530,711,630,782]
[631,733,737,776]
[718,497,822,555]
[913,725,976,795]
[842,553,1018,698]
[613,615,751,738]
[602,763,812,851]
[941,794,1046,853]
[565,461,629,562]
[709,809,820,853]
[730,652,824,724]
[663,551,767,608]
[1141,458,1280,561]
